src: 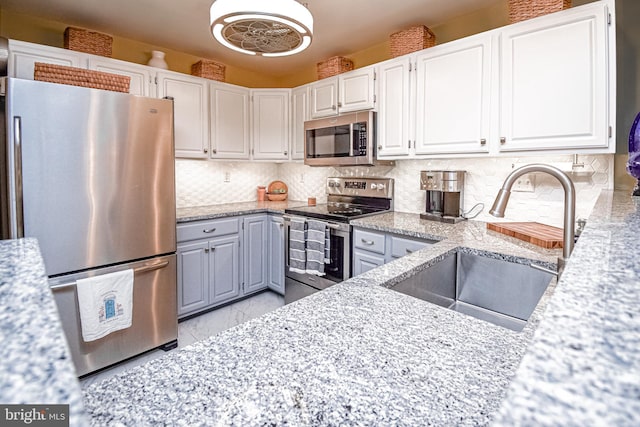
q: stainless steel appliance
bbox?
[283,177,394,303]
[304,111,393,167]
[0,78,178,376]
[420,170,465,224]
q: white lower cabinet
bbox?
[177,213,285,318]
[352,227,435,276]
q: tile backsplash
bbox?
[177,154,614,228]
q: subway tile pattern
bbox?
[177,155,613,228]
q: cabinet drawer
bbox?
[177,217,240,242]
[390,235,432,258]
[353,228,385,254]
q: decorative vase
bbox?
[147,50,168,69]
[627,111,640,196]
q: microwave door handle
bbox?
[349,123,354,157]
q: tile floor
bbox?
[80,290,284,388]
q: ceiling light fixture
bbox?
[209,0,313,57]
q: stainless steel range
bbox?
[283,177,394,303]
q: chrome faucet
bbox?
[489,164,576,275]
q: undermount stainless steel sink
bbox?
[390,252,554,331]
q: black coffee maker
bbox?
[420,170,465,223]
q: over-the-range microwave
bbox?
[303,111,393,167]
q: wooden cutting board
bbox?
[487,222,564,249]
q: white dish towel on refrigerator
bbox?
[76,269,134,342]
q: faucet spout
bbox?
[490,164,576,273]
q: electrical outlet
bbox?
[512,174,535,192]
[300,173,305,183]
[224,172,231,183]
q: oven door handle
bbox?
[349,123,354,157]
[283,215,343,231]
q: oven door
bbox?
[283,216,351,302]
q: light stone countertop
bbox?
[176,200,308,223]
[82,200,568,425]
[0,238,88,426]
[10,190,637,425]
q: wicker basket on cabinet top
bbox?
[64,27,113,57]
[34,62,130,93]
[389,25,436,57]
[191,60,226,82]
[317,56,354,80]
[508,0,572,23]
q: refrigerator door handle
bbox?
[13,116,24,238]
[49,260,170,291]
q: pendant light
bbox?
[209,0,313,57]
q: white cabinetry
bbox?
[414,33,492,155]
[339,67,376,113]
[210,82,250,159]
[88,56,156,97]
[309,66,376,119]
[377,56,413,157]
[498,3,610,152]
[251,89,290,160]
[309,77,339,118]
[291,85,309,160]
[157,71,209,159]
[8,39,85,80]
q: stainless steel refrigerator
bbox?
[0,78,178,376]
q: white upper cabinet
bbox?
[309,76,339,118]
[376,56,413,157]
[88,56,156,97]
[210,82,250,159]
[309,66,376,118]
[251,89,290,160]
[498,2,610,152]
[291,85,309,160]
[157,71,209,159]
[415,33,492,155]
[8,40,85,80]
[339,66,376,113]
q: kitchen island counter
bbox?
[82,190,640,425]
[83,210,561,425]
[0,238,87,426]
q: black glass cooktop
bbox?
[285,202,389,223]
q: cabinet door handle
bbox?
[500,137,506,145]
[203,228,216,233]
[279,223,284,228]
[211,148,217,154]
[480,139,486,146]
[338,102,342,108]
[204,147,208,153]
[332,105,337,110]
[378,145,382,150]
[361,239,375,245]
[284,151,288,156]
[204,248,209,253]
[211,247,216,252]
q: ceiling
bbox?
[0,0,499,77]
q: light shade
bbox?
[210,0,314,56]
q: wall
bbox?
[177,154,614,228]
[0,1,516,89]
[0,9,281,87]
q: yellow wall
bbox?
[0,9,282,87]
[0,2,512,88]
